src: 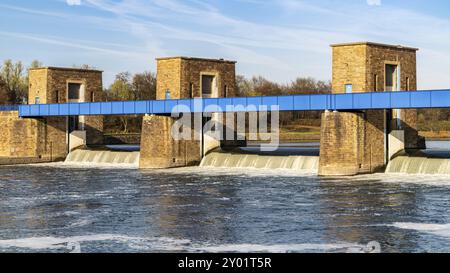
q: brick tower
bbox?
[319,42,424,176]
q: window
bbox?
[406,77,410,91]
[165,89,171,100]
[91,92,95,102]
[345,84,353,94]
[55,91,60,103]
[224,85,228,97]
[35,97,40,104]
[68,83,81,100]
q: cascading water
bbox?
[385,156,450,175]
[200,152,319,172]
[64,149,140,168]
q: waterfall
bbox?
[386,156,450,175]
[200,152,319,172]
[64,149,140,168]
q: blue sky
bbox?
[1,0,450,89]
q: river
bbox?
[1,142,450,253]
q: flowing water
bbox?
[200,153,319,171]
[1,142,450,253]
[64,149,140,168]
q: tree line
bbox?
[0,60,42,104]
[103,71,157,133]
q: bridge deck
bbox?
[6,89,450,117]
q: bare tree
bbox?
[0,60,28,104]
[132,71,156,100]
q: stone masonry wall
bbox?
[362,110,387,172]
[366,44,422,149]
[181,59,236,98]
[318,110,386,176]
[156,59,182,100]
[366,45,417,92]
[156,57,236,100]
[324,43,423,175]
[0,111,67,162]
[0,111,38,158]
[319,111,364,176]
[29,67,104,145]
[140,115,201,168]
[28,69,48,104]
[332,44,367,93]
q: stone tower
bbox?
[319,42,424,176]
[156,57,236,100]
[140,57,237,169]
[28,67,104,145]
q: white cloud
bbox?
[66,0,81,6]
[367,0,381,6]
[4,0,450,89]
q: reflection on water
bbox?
[1,165,450,253]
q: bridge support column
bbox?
[139,115,202,169]
[318,110,386,176]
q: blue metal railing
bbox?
[13,89,450,117]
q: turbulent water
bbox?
[1,164,450,253]
[385,140,450,174]
[65,149,140,168]
[386,156,450,174]
[1,141,450,253]
[200,152,319,171]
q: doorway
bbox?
[385,64,398,92]
[201,75,216,98]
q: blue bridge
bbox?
[7,89,450,117]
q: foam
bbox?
[349,173,450,187]
[0,234,369,253]
[194,243,368,253]
[0,234,191,251]
[144,166,317,178]
[392,222,450,237]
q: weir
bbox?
[64,149,140,168]
[386,156,450,175]
[2,41,450,176]
[200,152,319,172]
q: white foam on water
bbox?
[0,234,369,253]
[349,173,450,187]
[28,162,138,170]
[66,217,94,228]
[0,234,191,252]
[392,222,450,238]
[193,243,368,253]
[145,166,317,178]
[62,162,138,169]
